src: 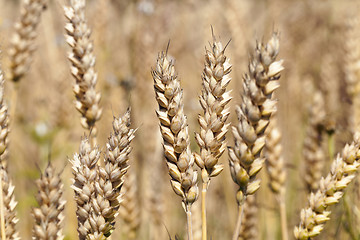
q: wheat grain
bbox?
[152,50,198,240]
[294,133,360,239]
[8,0,47,82]
[64,0,102,141]
[32,163,66,240]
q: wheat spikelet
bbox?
[0,167,19,240]
[303,91,326,192]
[294,133,360,239]
[71,137,110,240]
[228,33,283,205]
[152,50,198,239]
[119,169,140,239]
[64,0,102,138]
[97,109,135,236]
[8,0,47,82]
[32,163,66,240]
[239,195,257,240]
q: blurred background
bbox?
[0,0,359,239]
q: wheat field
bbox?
[0,0,359,239]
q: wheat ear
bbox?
[0,167,19,240]
[303,91,326,192]
[119,169,140,239]
[294,133,360,239]
[264,114,288,240]
[64,0,102,145]
[8,0,47,83]
[97,109,135,236]
[193,32,232,240]
[228,33,283,240]
[32,163,66,240]
[71,137,110,239]
[0,66,18,240]
[152,50,198,240]
[0,75,10,168]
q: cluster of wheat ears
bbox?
[1,0,360,240]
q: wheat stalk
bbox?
[194,32,232,240]
[32,163,66,240]
[294,133,360,239]
[303,91,326,192]
[64,0,102,144]
[228,32,283,240]
[8,0,47,83]
[264,114,288,240]
[152,50,198,240]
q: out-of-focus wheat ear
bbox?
[303,91,326,192]
[97,109,136,237]
[0,166,19,240]
[264,114,288,240]
[194,32,232,240]
[64,0,102,145]
[119,169,140,239]
[152,50,199,240]
[8,0,47,83]
[239,195,257,240]
[0,74,10,168]
[228,33,283,240]
[32,162,66,240]
[70,137,110,240]
[294,133,360,239]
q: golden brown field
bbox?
[0,0,359,239]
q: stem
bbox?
[201,182,207,240]
[279,197,288,240]
[232,202,244,240]
[0,169,6,240]
[186,207,193,240]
